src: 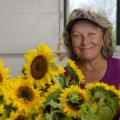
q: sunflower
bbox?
[0,82,12,108]
[35,114,43,120]
[47,83,61,94]
[24,43,62,88]
[0,59,10,85]
[44,83,61,98]
[8,111,28,120]
[67,59,84,84]
[6,77,45,113]
[0,104,4,115]
[59,85,89,119]
[85,82,120,99]
[52,64,65,76]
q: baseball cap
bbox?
[66,8,111,32]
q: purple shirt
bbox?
[101,57,120,89]
[79,57,120,89]
[65,57,120,120]
[102,57,120,120]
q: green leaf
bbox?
[98,106,115,120]
[107,97,118,110]
[45,89,61,104]
[46,99,61,109]
[44,110,70,120]
[80,98,96,114]
[81,112,100,120]
[51,110,68,120]
[52,75,67,89]
[44,113,53,120]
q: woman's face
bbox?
[71,21,104,61]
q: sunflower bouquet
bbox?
[42,59,120,120]
[0,43,119,120]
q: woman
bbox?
[63,8,120,120]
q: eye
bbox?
[89,32,96,38]
[72,33,82,40]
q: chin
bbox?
[79,55,97,61]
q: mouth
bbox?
[80,47,94,50]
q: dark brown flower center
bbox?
[14,115,27,120]
[17,86,34,101]
[0,74,3,82]
[31,55,48,80]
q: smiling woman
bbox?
[63,8,120,120]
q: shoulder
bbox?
[108,57,120,68]
[107,57,120,74]
[108,57,120,62]
[106,57,120,89]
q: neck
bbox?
[76,55,107,83]
[77,55,107,71]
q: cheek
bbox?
[92,37,103,47]
[98,40,103,49]
[72,41,81,55]
[72,39,81,48]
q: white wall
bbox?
[0,0,65,76]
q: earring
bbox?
[101,46,108,58]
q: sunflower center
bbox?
[67,92,84,110]
[31,55,48,80]
[17,86,34,101]
[0,74,3,82]
[14,115,27,120]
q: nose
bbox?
[81,36,89,45]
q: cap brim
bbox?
[66,18,103,32]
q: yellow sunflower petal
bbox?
[67,59,84,83]
[85,82,120,99]
[0,59,11,85]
